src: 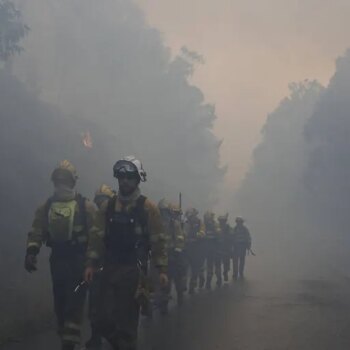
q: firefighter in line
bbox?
[84,156,168,350]
[232,217,252,280]
[158,200,186,313]
[25,160,96,350]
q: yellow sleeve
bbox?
[174,220,185,251]
[197,221,206,239]
[27,204,47,254]
[86,201,106,266]
[146,200,168,272]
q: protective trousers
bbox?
[163,251,185,306]
[222,252,231,278]
[88,272,102,343]
[50,252,86,346]
[96,264,140,350]
[233,246,247,279]
[187,242,204,292]
[205,240,222,288]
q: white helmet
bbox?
[113,155,147,182]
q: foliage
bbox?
[0,0,29,61]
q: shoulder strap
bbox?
[105,195,116,240]
[75,194,87,231]
[134,195,147,227]
[106,195,117,217]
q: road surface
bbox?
[2,273,350,350]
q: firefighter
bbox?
[25,160,96,350]
[84,156,168,350]
[232,217,252,280]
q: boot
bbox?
[141,302,153,319]
[177,292,184,307]
[223,272,228,282]
[62,342,75,350]
[205,279,211,290]
[216,279,222,288]
[86,328,102,349]
[199,275,205,289]
[160,302,169,315]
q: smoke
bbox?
[13,0,224,208]
[233,80,324,278]
[0,0,223,338]
[304,49,350,235]
[235,80,323,227]
[235,49,350,279]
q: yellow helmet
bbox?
[94,184,115,208]
[95,184,115,198]
[51,160,78,183]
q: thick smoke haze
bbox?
[304,50,350,235]
[137,0,350,189]
[234,50,350,279]
[13,0,224,208]
[233,80,324,278]
[0,0,223,338]
[2,0,350,345]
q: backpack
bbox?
[44,194,87,246]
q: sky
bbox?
[136,0,350,190]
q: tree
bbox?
[0,0,29,61]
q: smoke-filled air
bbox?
[1,1,350,350]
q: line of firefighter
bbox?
[24,157,253,350]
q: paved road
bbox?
[2,273,350,350]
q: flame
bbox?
[82,131,93,149]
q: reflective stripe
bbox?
[64,322,80,331]
[62,323,81,344]
[27,242,40,248]
[87,251,99,259]
[62,334,80,344]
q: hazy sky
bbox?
[136,0,350,190]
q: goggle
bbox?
[114,160,138,173]
[116,172,139,180]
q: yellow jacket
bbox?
[27,194,96,254]
[162,217,185,251]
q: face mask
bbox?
[54,184,76,201]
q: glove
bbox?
[159,272,169,288]
[25,254,37,273]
